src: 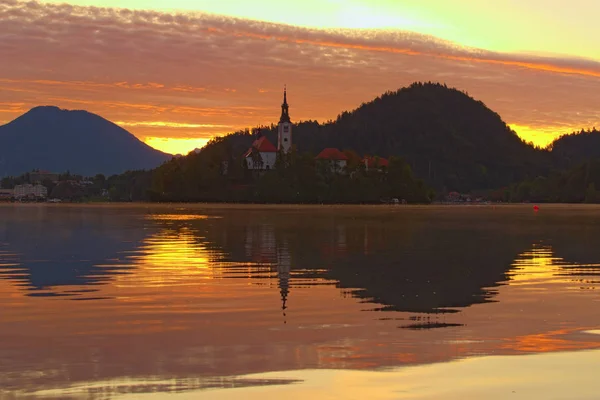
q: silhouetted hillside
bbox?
[246,83,552,191]
[0,106,171,176]
[551,128,600,167]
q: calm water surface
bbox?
[1,204,600,399]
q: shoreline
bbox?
[1,201,598,210]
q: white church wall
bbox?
[246,152,277,170]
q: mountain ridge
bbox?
[0,106,171,177]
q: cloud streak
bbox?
[1,0,599,153]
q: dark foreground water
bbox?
[1,204,600,399]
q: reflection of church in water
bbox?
[242,221,351,321]
[244,225,291,320]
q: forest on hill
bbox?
[148,143,434,204]
[229,82,553,192]
[105,83,600,204]
[144,82,556,203]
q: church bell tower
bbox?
[277,86,292,153]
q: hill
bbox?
[251,82,551,191]
[550,128,600,166]
[0,106,171,177]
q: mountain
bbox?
[0,106,171,177]
[249,82,551,191]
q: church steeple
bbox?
[279,85,291,124]
[277,86,293,153]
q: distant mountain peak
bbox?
[29,105,63,112]
[0,107,170,176]
[25,105,94,116]
[25,105,72,115]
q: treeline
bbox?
[0,170,152,202]
[495,159,600,204]
[148,138,434,204]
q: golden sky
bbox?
[1,0,600,154]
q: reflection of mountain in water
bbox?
[0,206,152,297]
[192,208,600,314]
[190,209,532,314]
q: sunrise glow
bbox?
[2,0,600,154]
[510,125,571,148]
[144,137,209,155]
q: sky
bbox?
[1,0,600,154]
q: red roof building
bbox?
[315,148,348,174]
[363,156,389,170]
[315,148,348,160]
[243,136,277,157]
[244,136,278,170]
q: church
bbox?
[243,87,357,173]
[244,88,293,170]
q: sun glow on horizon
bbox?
[145,124,570,156]
[144,137,210,155]
[145,123,570,155]
[510,124,571,148]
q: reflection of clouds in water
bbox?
[31,376,301,400]
[508,245,565,285]
[508,244,600,289]
[502,327,600,353]
[117,226,215,288]
[145,214,221,221]
[115,224,297,322]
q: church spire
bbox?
[279,85,291,124]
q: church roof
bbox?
[364,156,389,168]
[244,136,277,157]
[315,148,348,160]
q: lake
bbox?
[1,203,600,399]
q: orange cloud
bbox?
[217,27,600,79]
[1,0,599,153]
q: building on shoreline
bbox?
[0,189,13,201]
[14,184,47,199]
[244,136,277,170]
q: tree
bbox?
[585,183,597,203]
[250,149,263,170]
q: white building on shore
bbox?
[244,136,278,170]
[14,184,48,199]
